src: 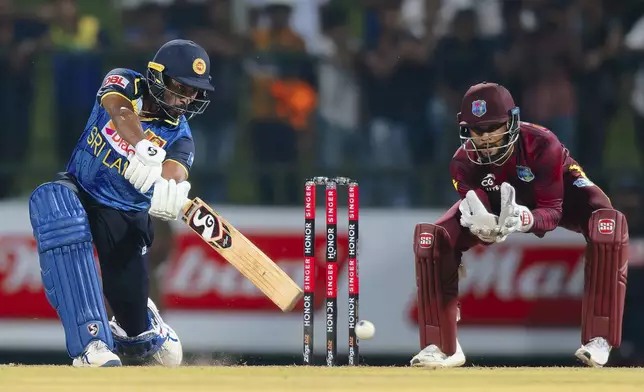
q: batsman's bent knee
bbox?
[583,209,628,347]
[413,223,459,356]
[29,182,113,358]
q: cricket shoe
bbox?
[147,298,183,367]
[410,340,466,368]
[110,298,183,367]
[72,340,122,367]
[575,337,611,367]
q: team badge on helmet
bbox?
[471,100,487,117]
[193,58,206,75]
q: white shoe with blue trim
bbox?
[72,340,122,367]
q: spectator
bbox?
[574,0,623,182]
[433,8,496,117]
[493,0,531,107]
[182,0,247,203]
[288,0,326,53]
[429,6,496,204]
[520,1,578,153]
[313,4,361,174]
[433,0,504,39]
[124,3,177,54]
[41,0,110,166]
[44,0,109,52]
[357,0,420,207]
[166,0,207,34]
[0,0,47,198]
[624,14,644,160]
[245,0,314,205]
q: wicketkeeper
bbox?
[412,82,627,368]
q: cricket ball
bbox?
[355,320,375,340]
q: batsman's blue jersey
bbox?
[66,68,196,212]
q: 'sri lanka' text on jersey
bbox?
[66,68,196,212]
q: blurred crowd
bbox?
[1,0,644,210]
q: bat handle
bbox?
[182,198,193,214]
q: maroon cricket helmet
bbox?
[457,82,517,127]
[456,82,521,166]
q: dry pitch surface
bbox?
[1,366,643,392]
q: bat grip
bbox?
[182,198,193,214]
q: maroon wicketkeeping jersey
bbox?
[450,122,580,234]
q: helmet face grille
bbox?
[145,68,210,123]
[459,107,521,166]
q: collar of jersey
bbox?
[139,116,180,127]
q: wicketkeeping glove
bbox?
[125,139,166,194]
[498,182,534,239]
[459,190,503,243]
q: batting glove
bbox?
[149,178,191,221]
[498,182,534,239]
[124,139,166,194]
[459,190,503,243]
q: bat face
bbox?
[181,198,304,312]
[185,204,233,249]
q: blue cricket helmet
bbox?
[147,39,214,121]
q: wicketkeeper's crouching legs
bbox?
[575,209,628,367]
[410,201,484,368]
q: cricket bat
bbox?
[181,197,304,312]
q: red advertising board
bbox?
[162,233,348,311]
[0,233,348,318]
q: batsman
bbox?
[28,39,214,366]
[412,82,628,368]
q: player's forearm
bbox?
[110,107,146,146]
[529,208,562,233]
[161,160,188,183]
